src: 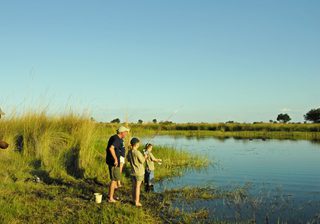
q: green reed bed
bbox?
[136,130,320,141]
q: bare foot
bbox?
[108,199,118,203]
[135,203,142,207]
[108,196,120,200]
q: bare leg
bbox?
[132,178,136,203]
[135,180,142,207]
[118,163,124,187]
[108,181,118,202]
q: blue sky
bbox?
[0,0,319,123]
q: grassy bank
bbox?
[0,112,209,223]
[136,130,320,141]
[100,123,320,141]
[130,122,320,132]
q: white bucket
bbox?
[94,193,102,204]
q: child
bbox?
[144,143,162,190]
[127,137,147,207]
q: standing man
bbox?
[106,126,130,203]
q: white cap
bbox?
[117,126,130,133]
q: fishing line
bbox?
[145,105,183,144]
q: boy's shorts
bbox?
[108,165,121,181]
[132,175,144,182]
[145,170,154,185]
[119,156,125,164]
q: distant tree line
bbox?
[275,108,320,124]
[107,108,320,124]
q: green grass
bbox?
[0,112,209,223]
[137,130,320,141]
[108,122,320,141]
[0,151,208,224]
[103,122,320,132]
[147,146,209,181]
[0,181,158,224]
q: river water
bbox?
[146,136,320,223]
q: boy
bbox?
[127,137,146,207]
[144,143,162,191]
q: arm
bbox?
[109,145,118,166]
[143,150,149,160]
[150,153,162,162]
[137,151,146,164]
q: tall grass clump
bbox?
[148,146,209,180]
[0,111,99,181]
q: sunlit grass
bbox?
[0,112,210,223]
[116,123,320,141]
[149,146,209,180]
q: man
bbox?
[106,126,130,203]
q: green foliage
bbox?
[276,113,291,123]
[304,108,320,123]
[107,122,320,141]
[110,118,120,123]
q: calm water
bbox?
[145,136,320,223]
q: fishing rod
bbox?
[141,107,183,167]
[145,105,183,144]
[96,106,182,156]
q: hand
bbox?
[114,160,118,167]
[158,159,162,162]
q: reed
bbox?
[117,122,320,133]
[104,123,320,141]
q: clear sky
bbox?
[0,0,319,123]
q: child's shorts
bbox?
[145,170,154,185]
[132,175,144,182]
[120,156,125,164]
